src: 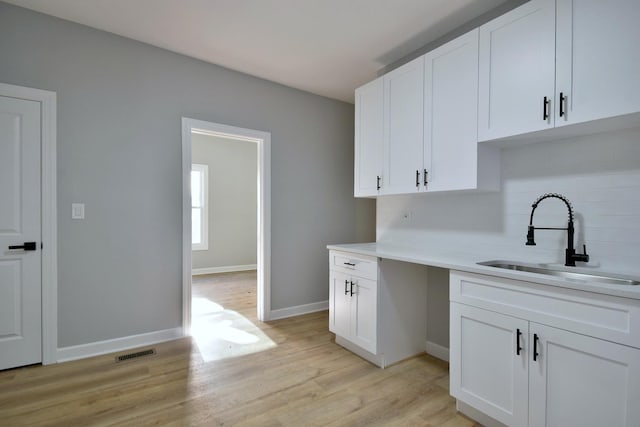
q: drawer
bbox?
[330,251,377,280]
[450,270,640,349]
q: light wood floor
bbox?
[0,271,478,427]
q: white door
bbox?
[450,303,529,427]
[328,270,351,338]
[529,323,640,427]
[354,77,384,197]
[350,276,377,354]
[555,0,640,127]
[424,29,479,192]
[0,95,42,370]
[478,0,556,141]
[383,56,424,194]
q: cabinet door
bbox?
[329,271,351,338]
[478,0,556,141]
[424,29,479,192]
[529,323,640,427]
[354,77,384,197]
[555,0,640,127]
[450,303,529,427]
[383,56,424,194]
[350,276,377,354]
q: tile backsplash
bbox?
[377,127,640,274]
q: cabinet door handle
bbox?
[344,279,349,295]
[543,96,550,120]
[516,328,522,355]
[559,92,566,117]
[533,333,540,361]
[416,170,420,187]
[376,175,381,190]
[423,169,428,187]
[350,281,355,296]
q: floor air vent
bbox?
[115,348,156,362]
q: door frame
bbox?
[0,82,57,365]
[181,117,271,334]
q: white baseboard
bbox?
[269,300,328,320]
[56,327,183,363]
[192,264,257,275]
[457,401,507,427]
[426,340,450,362]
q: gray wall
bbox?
[0,2,375,347]
[191,133,258,270]
[426,267,450,349]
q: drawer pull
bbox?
[516,328,522,355]
[344,280,349,295]
[343,262,356,267]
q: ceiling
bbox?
[5,0,511,103]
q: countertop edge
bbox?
[327,243,640,301]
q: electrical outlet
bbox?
[72,203,85,219]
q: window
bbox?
[191,163,208,250]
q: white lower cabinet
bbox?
[450,271,640,427]
[329,269,377,354]
[329,250,428,368]
[529,323,640,427]
[451,303,528,426]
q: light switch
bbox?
[72,203,85,219]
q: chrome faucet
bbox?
[526,193,589,267]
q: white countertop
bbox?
[327,242,640,301]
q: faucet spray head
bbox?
[526,226,536,246]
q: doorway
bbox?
[181,118,271,336]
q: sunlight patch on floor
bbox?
[191,297,276,362]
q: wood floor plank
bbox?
[0,271,478,426]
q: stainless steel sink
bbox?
[477,260,640,286]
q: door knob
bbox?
[8,242,37,251]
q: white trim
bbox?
[182,117,271,336]
[192,264,257,275]
[190,163,209,251]
[56,328,182,363]
[269,300,329,320]
[426,341,450,362]
[457,401,507,427]
[0,83,57,365]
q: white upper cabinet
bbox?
[353,0,640,197]
[424,29,499,192]
[555,0,640,127]
[383,56,424,195]
[354,77,384,197]
[478,0,556,141]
